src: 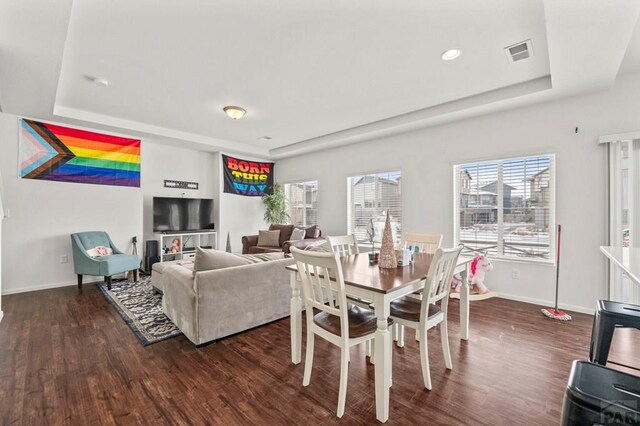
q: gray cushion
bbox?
[257,230,280,247]
[305,225,321,239]
[290,228,306,241]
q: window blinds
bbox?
[284,181,318,227]
[455,154,555,261]
[348,171,402,246]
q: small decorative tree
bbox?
[262,183,290,225]
[378,211,397,269]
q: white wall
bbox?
[142,148,267,255]
[0,112,266,293]
[0,113,143,294]
[276,71,640,313]
[141,143,217,255]
[216,153,270,253]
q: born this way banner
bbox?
[222,154,274,196]
[18,119,141,187]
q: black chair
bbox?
[562,360,640,425]
[589,300,640,365]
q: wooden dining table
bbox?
[286,252,474,423]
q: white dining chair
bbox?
[403,233,443,254]
[327,234,360,256]
[290,247,389,417]
[388,246,462,390]
[395,233,444,346]
[327,234,376,359]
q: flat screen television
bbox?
[153,197,215,233]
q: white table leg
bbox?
[460,266,470,341]
[373,294,391,423]
[290,270,302,364]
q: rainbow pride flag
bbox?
[19,119,140,187]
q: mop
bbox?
[541,224,572,321]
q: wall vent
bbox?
[505,39,533,63]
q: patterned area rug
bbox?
[97,276,182,346]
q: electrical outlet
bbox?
[511,269,520,279]
[60,254,69,264]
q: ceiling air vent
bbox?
[505,39,533,63]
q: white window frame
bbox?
[453,154,556,264]
[605,138,640,304]
[284,181,318,227]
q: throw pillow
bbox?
[305,225,321,239]
[257,230,280,247]
[290,228,306,241]
[193,248,253,274]
[86,246,113,257]
[193,248,284,275]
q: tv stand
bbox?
[155,231,217,263]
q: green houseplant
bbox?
[262,183,290,224]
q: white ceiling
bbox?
[1,0,639,159]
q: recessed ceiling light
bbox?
[441,49,462,61]
[257,136,272,141]
[86,76,110,87]
[223,106,246,120]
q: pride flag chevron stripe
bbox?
[57,135,141,156]
[66,157,141,172]
[39,121,141,147]
[65,146,140,164]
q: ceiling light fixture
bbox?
[257,136,272,141]
[223,106,247,120]
[441,49,462,61]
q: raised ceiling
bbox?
[1,0,639,159]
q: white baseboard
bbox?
[496,292,595,315]
[0,310,3,323]
[0,280,596,316]
[1,276,103,295]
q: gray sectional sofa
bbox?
[156,250,294,345]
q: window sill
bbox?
[487,256,555,267]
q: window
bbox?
[454,154,555,261]
[348,171,402,246]
[284,181,318,227]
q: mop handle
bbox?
[555,224,561,312]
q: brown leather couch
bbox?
[242,224,323,254]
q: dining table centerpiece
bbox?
[378,211,397,268]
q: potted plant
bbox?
[262,183,290,224]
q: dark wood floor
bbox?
[0,283,630,425]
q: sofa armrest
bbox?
[161,265,199,343]
[241,235,259,254]
[106,233,126,255]
[282,238,325,253]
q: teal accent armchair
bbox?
[71,231,140,290]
